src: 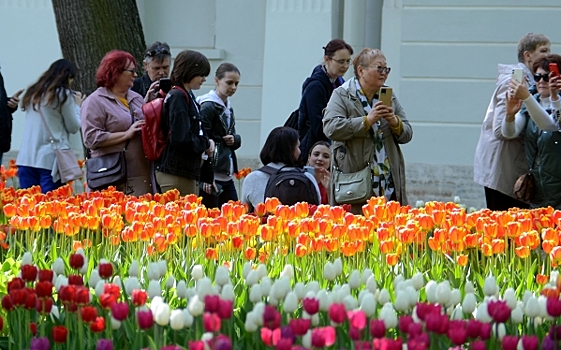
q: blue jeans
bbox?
[18,166,62,193]
[200,179,238,209]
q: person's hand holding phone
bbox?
[505,91,522,122]
[73,91,86,107]
[144,81,160,103]
[366,101,390,126]
[7,89,24,109]
[508,79,530,101]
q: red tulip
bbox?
[58,285,76,303]
[407,333,430,350]
[29,322,37,336]
[1,295,13,311]
[373,338,403,350]
[415,302,441,321]
[263,305,281,330]
[204,295,220,314]
[479,322,492,341]
[38,269,54,282]
[35,298,53,314]
[260,327,280,347]
[81,305,98,323]
[349,326,362,341]
[90,317,105,333]
[137,310,154,329]
[398,315,414,334]
[111,301,129,321]
[408,322,423,338]
[9,288,28,307]
[302,297,319,315]
[100,293,117,309]
[311,326,336,348]
[546,297,561,317]
[447,320,467,346]
[425,313,448,334]
[275,338,293,350]
[289,318,311,336]
[328,303,346,324]
[203,312,221,332]
[75,286,90,305]
[98,262,113,279]
[131,290,147,306]
[52,325,68,343]
[7,278,25,292]
[103,283,120,299]
[218,299,233,319]
[69,253,84,270]
[466,319,483,338]
[189,341,205,350]
[0,316,3,331]
[487,300,511,323]
[521,335,539,350]
[370,319,386,338]
[502,336,519,350]
[21,265,37,282]
[68,274,84,286]
[24,290,36,309]
[470,340,486,350]
[35,281,53,298]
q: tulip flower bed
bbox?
[0,183,560,349]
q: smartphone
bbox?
[159,78,172,93]
[511,68,524,84]
[378,87,393,107]
[303,166,315,177]
[549,63,560,77]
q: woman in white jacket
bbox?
[16,59,84,192]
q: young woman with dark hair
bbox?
[17,59,84,192]
[197,63,242,208]
[307,141,331,204]
[298,38,353,164]
[81,50,152,196]
[241,126,320,209]
[155,50,215,196]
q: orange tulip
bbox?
[324,238,339,252]
[244,247,257,260]
[456,254,468,266]
[205,247,218,260]
[260,225,275,241]
[380,240,395,254]
[515,246,530,259]
[481,243,493,257]
[536,274,549,285]
[550,246,561,267]
[386,253,399,266]
[491,239,505,254]
[265,197,280,213]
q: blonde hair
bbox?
[353,48,385,77]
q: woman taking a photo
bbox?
[198,62,242,208]
[298,39,353,164]
[81,50,151,196]
[17,59,84,192]
[155,50,215,196]
[323,48,413,213]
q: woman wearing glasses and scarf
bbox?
[503,54,561,209]
[297,39,353,164]
[323,48,413,213]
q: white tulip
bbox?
[22,252,32,266]
[242,262,252,279]
[280,264,294,280]
[176,280,188,299]
[393,275,405,291]
[317,290,329,311]
[475,302,492,323]
[511,304,523,324]
[306,281,320,295]
[215,266,230,286]
[360,292,377,317]
[196,277,214,299]
[525,296,540,318]
[79,257,89,275]
[221,284,235,301]
[366,276,378,293]
[201,332,214,344]
[88,269,101,288]
[244,314,258,332]
[362,269,373,285]
[95,280,106,297]
[252,302,265,325]
[186,288,196,299]
[503,288,517,310]
[53,258,65,276]
[76,248,85,257]
[523,290,533,308]
[377,288,390,305]
[260,277,272,297]
[448,289,461,308]
[311,313,320,326]
[256,264,268,280]
[170,309,184,330]
[50,305,59,320]
[343,295,358,311]
[150,296,163,313]
[128,260,139,277]
[112,276,122,289]
[483,276,497,297]
[338,284,351,300]
[154,302,171,326]
[191,264,204,281]
[283,292,298,313]
[333,258,343,276]
[462,293,477,314]
[187,295,204,316]
[111,317,121,330]
[451,305,463,320]
[435,281,451,306]
[246,270,259,286]
[405,286,419,308]
[124,277,140,296]
[415,200,425,208]
[379,303,398,329]
[276,277,291,300]
[425,280,437,303]
[249,284,262,304]
[493,322,506,340]
[302,330,312,348]
[147,262,160,281]
[157,260,167,278]
[165,276,175,289]
[348,270,361,290]
[394,290,409,312]
[465,281,475,294]
[454,196,461,204]
[412,272,424,290]
[147,280,162,299]
[268,295,279,307]
[182,308,194,328]
[294,282,305,300]
[538,295,552,320]
[323,262,336,281]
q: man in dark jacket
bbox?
[0,67,22,164]
[132,41,171,100]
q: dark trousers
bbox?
[200,179,238,209]
[18,165,62,193]
[484,187,529,211]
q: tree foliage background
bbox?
[51,0,146,94]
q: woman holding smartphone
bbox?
[503,54,561,209]
[323,48,412,213]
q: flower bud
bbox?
[362,269,373,285]
[147,280,162,299]
[503,288,517,310]
[333,258,343,276]
[176,280,187,299]
[525,297,540,318]
[128,260,139,277]
[249,284,262,304]
[475,301,491,323]
[215,266,230,286]
[280,264,294,280]
[462,293,477,314]
[366,275,377,293]
[89,269,101,288]
[348,270,361,290]
[260,277,272,297]
[283,292,298,313]
[435,281,451,305]
[379,303,398,329]
[246,270,259,286]
[377,288,390,305]
[157,260,167,278]
[188,295,204,316]
[169,309,184,330]
[323,262,336,281]
[294,282,305,300]
[256,264,268,280]
[242,262,252,279]
[411,272,424,290]
[147,263,160,281]
[182,308,194,328]
[124,277,140,296]
[154,302,170,326]
[165,276,175,289]
[511,304,523,324]
[343,295,358,311]
[425,280,437,303]
[465,281,474,294]
[191,264,204,281]
[483,276,497,297]
[111,317,121,330]
[196,277,213,299]
[53,258,65,276]
[448,288,461,308]
[22,252,32,266]
[394,290,409,312]
[221,284,235,301]
[360,292,377,317]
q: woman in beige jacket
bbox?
[323,48,412,213]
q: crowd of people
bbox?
[1,32,560,211]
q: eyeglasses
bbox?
[369,65,391,74]
[330,58,351,66]
[145,47,171,58]
[534,73,549,82]
[123,68,137,75]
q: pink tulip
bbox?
[501,336,519,350]
[302,297,319,315]
[370,319,386,338]
[328,303,346,324]
[348,310,367,330]
[288,318,310,336]
[111,301,129,321]
[311,326,336,348]
[487,300,511,323]
[546,297,561,317]
[137,310,153,329]
[521,335,539,350]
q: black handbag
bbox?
[86,151,127,190]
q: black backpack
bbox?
[259,165,319,206]
[284,109,299,130]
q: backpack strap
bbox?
[258,165,278,176]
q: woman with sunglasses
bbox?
[503,54,561,209]
[297,39,353,164]
[323,48,413,213]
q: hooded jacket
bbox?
[298,65,343,162]
[0,71,16,153]
[197,90,241,180]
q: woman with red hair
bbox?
[81,50,152,195]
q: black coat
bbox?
[155,87,211,182]
[0,71,16,153]
[131,74,152,100]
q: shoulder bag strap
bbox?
[529,131,542,171]
[37,108,58,149]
